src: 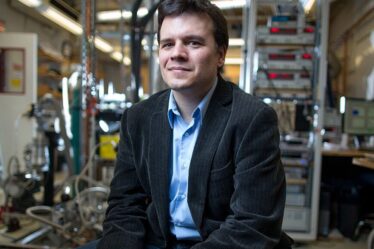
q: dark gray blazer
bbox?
[97,77,286,249]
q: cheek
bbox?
[197,54,220,71]
[158,51,167,65]
[158,55,165,66]
[195,52,215,65]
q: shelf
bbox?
[286,178,307,185]
[38,73,63,80]
[37,47,67,100]
[241,0,330,241]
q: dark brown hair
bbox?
[157,0,229,53]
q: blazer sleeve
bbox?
[193,105,286,249]
[97,109,148,249]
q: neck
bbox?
[172,82,214,123]
[172,77,217,123]
[172,91,201,123]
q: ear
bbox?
[217,46,227,67]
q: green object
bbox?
[71,86,81,174]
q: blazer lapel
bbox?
[148,92,172,239]
[188,78,233,233]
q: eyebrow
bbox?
[159,35,206,44]
[183,35,205,42]
[159,38,173,45]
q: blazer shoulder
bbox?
[127,89,169,117]
[231,84,272,112]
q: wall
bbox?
[0,33,37,177]
[329,0,374,99]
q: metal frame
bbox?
[240,0,331,241]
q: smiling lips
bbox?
[168,66,191,72]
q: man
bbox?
[82,0,290,248]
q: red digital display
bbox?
[304,27,314,33]
[269,54,296,60]
[267,72,294,80]
[269,27,297,34]
[302,53,313,59]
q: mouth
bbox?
[168,66,191,72]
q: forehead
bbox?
[159,12,214,39]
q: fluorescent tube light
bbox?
[40,6,114,53]
[97,7,148,22]
[95,37,114,53]
[18,0,42,7]
[124,56,132,65]
[97,10,126,22]
[110,51,131,65]
[97,1,244,22]
[17,0,116,58]
[211,0,246,9]
[39,5,83,35]
[110,51,122,61]
[137,8,149,17]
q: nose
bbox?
[171,42,187,61]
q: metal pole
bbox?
[239,0,256,93]
[310,0,331,240]
[119,0,127,96]
[148,0,156,95]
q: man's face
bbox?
[158,12,226,97]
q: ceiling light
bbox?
[17,0,116,59]
[95,37,114,53]
[110,51,122,61]
[17,0,42,7]
[97,10,125,22]
[137,8,149,17]
[110,51,131,66]
[97,1,244,22]
[39,5,83,35]
[211,0,246,9]
[97,7,148,22]
[123,57,132,66]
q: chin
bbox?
[169,85,191,92]
[166,79,193,90]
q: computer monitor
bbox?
[343,98,374,135]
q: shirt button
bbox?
[180,194,186,200]
[184,132,189,136]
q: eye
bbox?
[187,41,202,47]
[161,42,173,49]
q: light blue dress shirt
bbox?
[167,80,217,240]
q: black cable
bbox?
[257,66,281,99]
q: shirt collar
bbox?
[167,78,218,128]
